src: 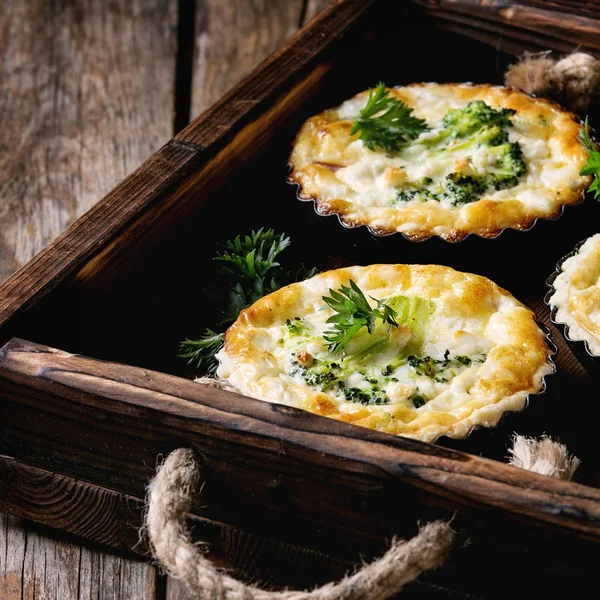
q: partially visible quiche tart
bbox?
[548,234,600,357]
[216,264,554,442]
[289,83,591,241]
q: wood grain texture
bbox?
[0,0,373,341]
[0,1,180,598]
[0,513,156,600]
[0,455,359,593]
[414,0,600,51]
[192,0,305,116]
[4,342,600,597]
[1,1,600,598]
[2,338,600,544]
[0,456,146,551]
[0,0,177,284]
[0,3,368,598]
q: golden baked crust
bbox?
[289,83,591,242]
[549,234,600,356]
[216,264,554,442]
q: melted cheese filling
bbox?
[550,234,600,355]
[216,265,553,442]
[333,93,533,209]
[274,304,492,411]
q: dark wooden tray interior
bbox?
[11,1,600,476]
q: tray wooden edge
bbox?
[2,337,600,546]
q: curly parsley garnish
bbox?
[350,82,429,152]
[180,228,316,372]
[580,116,600,200]
[322,279,398,354]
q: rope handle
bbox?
[144,435,578,599]
[145,448,454,600]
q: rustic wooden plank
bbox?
[413,0,600,51]
[191,0,305,117]
[0,0,178,285]
[1,454,596,599]
[0,4,375,597]
[435,20,580,56]
[2,338,600,545]
[0,513,156,600]
[0,455,146,550]
[2,357,600,599]
[1,2,596,596]
[78,549,156,600]
[518,0,600,19]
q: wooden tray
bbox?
[2,0,600,596]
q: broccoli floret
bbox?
[485,143,526,190]
[442,100,516,139]
[425,101,516,153]
[442,173,487,205]
[397,188,435,203]
[440,141,525,205]
[408,352,487,381]
[408,355,440,378]
[455,355,472,366]
[292,358,341,390]
[472,125,509,147]
[395,101,525,206]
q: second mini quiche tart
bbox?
[216,264,554,442]
[547,234,600,360]
[289,83,590,241]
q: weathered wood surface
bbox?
[0,0,364,340]
[0,514,157,600]
[0,0,177,283]
[0,0,335,598]
[415,0,600,52]
[0,455,358,592]
[0,0,178,597]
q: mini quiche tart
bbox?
[216,264,554,442]
[548,234,600,357]
[289,83,590,241]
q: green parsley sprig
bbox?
[215,229,293,324]
[180,228,316,372]
[580,116,600,200]
[322,279,398,354]
[350,82,429,152]
[179,329,225,374]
